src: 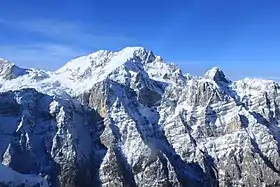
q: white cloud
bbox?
[0,18,138,70]
[0,43,86,70]
[0,18,137,48]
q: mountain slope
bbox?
[0,88,106,187]
[0,163,49,187]
[1,47,280,186]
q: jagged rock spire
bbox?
[204,67,230,83]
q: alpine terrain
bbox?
[0,47,280,187]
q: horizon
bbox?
[1,1,280,81]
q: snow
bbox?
[0,47,181,97]
[0,47,278,102]
[0,164,49,187]
[54,46,150,94]
[204,67,220,79]
[232,78,278,99]
[0,58,28,80]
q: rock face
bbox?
[1,47,280,187]
[0,58,28,80]
[0,89,106,187]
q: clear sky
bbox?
[1,0,280,81]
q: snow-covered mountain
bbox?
[1,47,280,187]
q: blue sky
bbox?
[1,0,280,81]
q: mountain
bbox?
[0,58,28,80]
[1,47,280,186]
[0,88,105,187]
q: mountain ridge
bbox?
[0,47,277,97]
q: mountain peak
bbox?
[0,58,13,66]
[121,46,146,52]
[119,46,152,60]
[204,67,230,83]
[58,47,149,71]
[56,47,153,78]
[0,58,28,80]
